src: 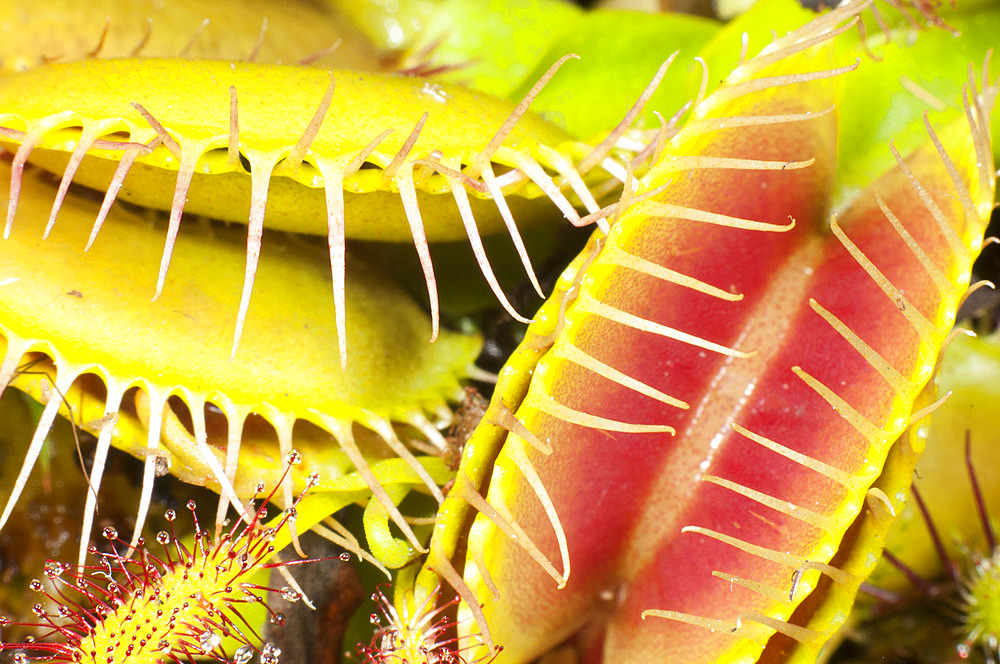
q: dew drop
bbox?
[156,531,171,545]
[234,645,254,664]
[280,587,301,602]
[260,642,282,664]
[282,507,297,524]
[257,507,269,521]
[165,509,176,522]
[103,526,118,540]
[269,612,286,626]
[32,603,46,616]
[0,616,10,627]
[198,630,221,654]
[306,472,320,488]
[285,449,302,465]
[158,639,171,652]
[255,481,266,494]
[339,553,351,562]
[14,653,27,664]
[370,613,381,625]
[135,536,145,548]
[187,500,197,511]
[44,561,68,578]
[28,579,43,592]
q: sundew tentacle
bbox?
[0,159,479,570]
[0,57,633,357]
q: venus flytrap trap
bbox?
[376,1,999,663]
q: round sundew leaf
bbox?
[0,0,381,72]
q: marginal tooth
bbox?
[808,298,913,395]
[228,85,240,167]
[231,155,279,358]
[576,291,755,358]
[214,405,248,531]
[480,161,543,297]
[0,375,74,531]
[313,518,390,578]
[537,144,600,214]
[533,390,676,434]
[129,390,167,554]
[728,422,863,494]
[87,138,159,252]
[707,62,859,113]
[640,609,768,646]
[179,17,210,58]
[889,141,969,261]
[433,551,496,654]
[153,147,199,301]
[396,166,439,343]
[683,107,835,139]
[459,480,563,587]
[5,132,39,238]
[131,102,181,157]
[184,392,243,515]
[280,72,336,174]
[711,571,795,605]
[791,366,884,444]
[507,151,582,226]
[638,200,797,233]
[491,402,551,455]
[437,159,531,324]
[272,413,305,558]
[360,412,444,504]
[470,546,499,601]
[315,415,426,553]
[383,111,427,181]
[314,160,349,369]
[873,191,950,293]
[602,241,743,302]
[245,16,268,61]
[579,54,676,174]
[45,124,105,238]
[828,215,938,341]
[467,53,579,179]
[550,340,689,409]
[701,474,837,533]
[78,387,125,569]
[749,15,860,74]
[402,410,448,452]
[501,442,570,587]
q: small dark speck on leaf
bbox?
[66,290,83,298]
